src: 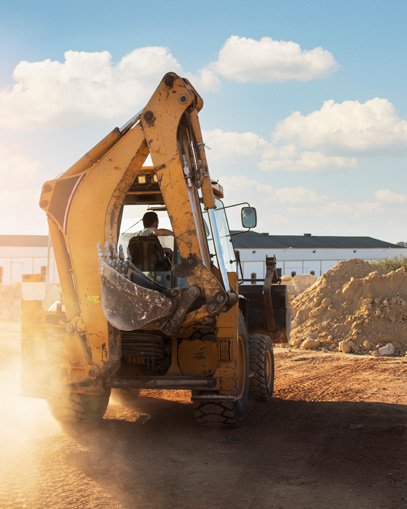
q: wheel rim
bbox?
[265,350,273,387]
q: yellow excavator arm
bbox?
[38,73,237,384]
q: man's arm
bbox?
[153,228,173,237]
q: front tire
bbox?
[193,314,249,427]
[48,389,111,426]
[249,334,274,401]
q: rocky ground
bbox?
[0,320,406,509]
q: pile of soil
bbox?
[290,259,407,356]
[282,274,319,299]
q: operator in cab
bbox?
[135,211,173,237]
[128,211,174,271]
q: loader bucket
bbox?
[239,283,291,343]
[100,262,173,331]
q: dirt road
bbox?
[0,320,406,509]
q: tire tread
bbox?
[249,334,274,401]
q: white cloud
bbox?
[203,129,356,172]
[273,98,407,154]
[259,144,356,171]
[0,37,339,132]
[186,68,221,93]
[205,98,407,173]
[211,35,338,83]
[319,200,383,217]
[374,189,407,203]
[0,47,182,128]
[203,129,268,164]
[273,187,321,205]
[0,37,340,131]
[219,177,325,211]
[219,175,271,196]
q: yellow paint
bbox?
[86,295,101,303]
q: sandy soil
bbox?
[291,260,407,355]
[0,320,406,509]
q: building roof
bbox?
[0,235,49,247]
[232,231,405,250]
[0,233,405,251]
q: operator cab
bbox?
[119,168,174,288]
[120,166,256,289]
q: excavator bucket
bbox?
[99,245,174,331]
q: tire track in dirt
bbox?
[274,348,407,403]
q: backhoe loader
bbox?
[21,72,289,426]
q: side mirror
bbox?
[241,206,257,229]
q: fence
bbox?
[240,258,349,280]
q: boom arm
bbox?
[39,73,232,381]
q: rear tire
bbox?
[193,314,249,427]
[48,388,111,426]
[249,334,274,401]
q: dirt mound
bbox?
[290,259,407,356]
[282,274,319,299]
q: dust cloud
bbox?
[0,322,123,509]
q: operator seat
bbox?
[128,236,171,272]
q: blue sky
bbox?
[0,0,406,242]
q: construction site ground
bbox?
[1,320,406,509]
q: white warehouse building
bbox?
[232,231,407,279]
[0,233,405,284]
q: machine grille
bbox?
[120,331,166,374]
